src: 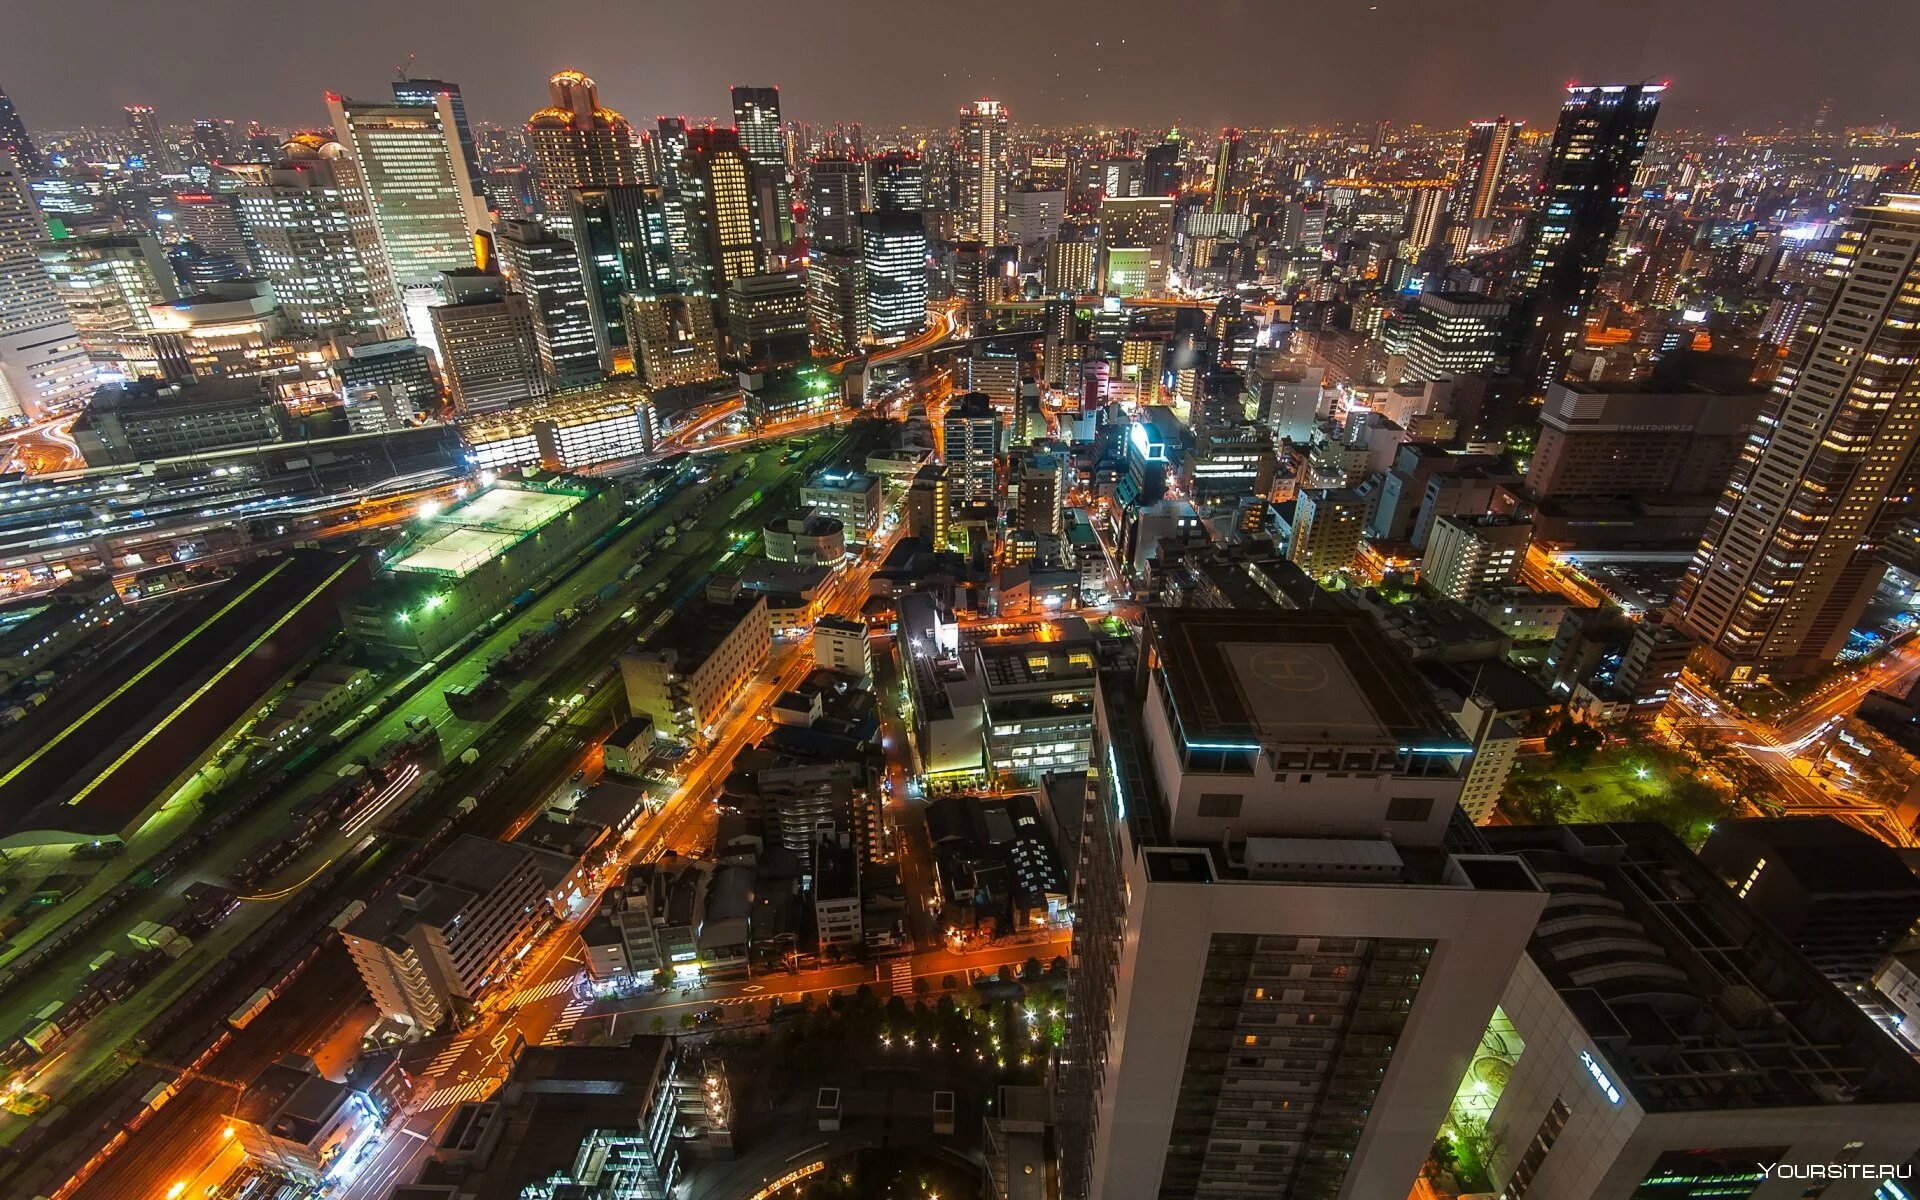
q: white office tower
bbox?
[1057,608,1547,1200]
[958,99,1009,245]
[0,147,93,420]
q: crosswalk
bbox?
[541,995,590,1045]
[422,1034,475,1076]
[419,1074,501,1112]
[888,959,915,997]
[507,974,581,1007]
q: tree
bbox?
[1545,716,1603,769]
[649,1016,666,1035]
[679,1012,698,1030]
[941,973,960,991]
[1627,776,1736,844]
[1429,1137,1458,1173]
[912,975,931,996]
[651,968,672,991]
[1503,777,1575,826]
[1020,957,1043,983]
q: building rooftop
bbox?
[387,480,589,579]
[1482,823,1920,1113]
[422,835,536,895]
[1144,607,1460,750]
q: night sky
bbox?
[6,0,1916,134]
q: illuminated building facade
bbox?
[526,69,640,235]
[680,125,764,300]
[959,99,1009,244]
[326,93,485,294]
[858,206,926,343]
[0,146,92,419]
[731,85,791,249]
[495,217,601,389]
[1673,194,1920,680]
[622,290,721,388]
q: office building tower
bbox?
[1525,375,1765,501]
[807,155,868,252]
[1402,291,1510,382]
[39,231,179,369]
[124,103,177,172]
[731,85,791,249]
[1516,84,1662,394]
[1045,229,1097,295]
[1142,139,1181,197]
[0,147,92,420]
[526,70,640,234]
[858,206,926,344]
[327,91,486,348]
[1289,486,1369,575]
[494,218,600,389]
[0,84,46,177]
[942,390,1002,506]
[622,290,721,389]
[1209,127,1242,214]
[958,99,1010,244]
[1454,116,1520,226]
[1057,607,1546,1200]
[726,270,809,371]
[1421,514,1532,600]
[1101,157,1143,200]
[167,190,253,267]
[1470,822,1920,1200]
[392,76,482,188]
[869,150,924,213]
[680,125,764,301]
[569,184,676,368]
[1099,195,1175,298]
[190,118,232,166]
[231,135,404,339]
[1007,187,1066,249]
[806,245,866,356]
[1672,193,1920,680]
[431,267,545,415]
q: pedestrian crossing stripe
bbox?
[423,1034,476,1075]
[419,1075,501,1112]
[507,973,582,1006]
[541,996,590,1045]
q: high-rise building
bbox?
[431,267,545,415]
[494,218,600,389]
[327,91,486,347]
[807,156,869,252]
[726,270,809,371]
[526,70,639,235]
[1006,187,1066,249]
[0,84,46,177]
[123,104,177,172]
[392,77,482,188]
[1290,486,1368,575]
[1057,607,1545,1200]
[679,125,764,301]
[731,85,791,250]
[1099,196,1175,298]
[231,135,403,339]
[1209,127,1244,214]
[1515,84,1663,394]
[189,118,232,166]
[942,390,1002,507]
[166,190,253,270]
[958,99,1010,244]
[1142,138,1181,197]
[0,146,92,420]
[869,150,924,213]
[806,246,866,356]
[1672,193,1920,680]
[569,184,676,368]
[857,206,926,345]
[39,231,178,371]
[1454,116,1521,226]
[1421,513,1532,600]
[1400,182,1449,258]
[1044,228,1097,295]
[622,290,721,389]
[1402,291,1510,382]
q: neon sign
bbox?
[1580,1050,1622,1104]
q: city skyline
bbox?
[5,0,1920,131]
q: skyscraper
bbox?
[806,245,866,356]
[1400,182,1449,258]
[731,85,791,250]
[526,70,640,235]
[1672,193,1920,681]
[869,150,924,214]
[495,218,600,390]
[1142,138,1182,197]
[432,266,545,415]
[0,147,93,420]
[806,156,869,252]
[942,390,1002,506]
[190,119,233,166]
[123,103,177,172]
[680,125,764,301]
[230,134,404,339]
[857,206,926,345]
[569,184,676,368]
[622,290,720,389]
[1056,607,1546,1200]
[326,92,486,316]
[1099,195,1175,298]
[393,77,482,188]
[958,100,1009,244]
[1455,116,1521,226]
[1515,84,1663,394]
[1209,126,1243,214]
[0,84,46,176]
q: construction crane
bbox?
[114,1049,249,1094]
